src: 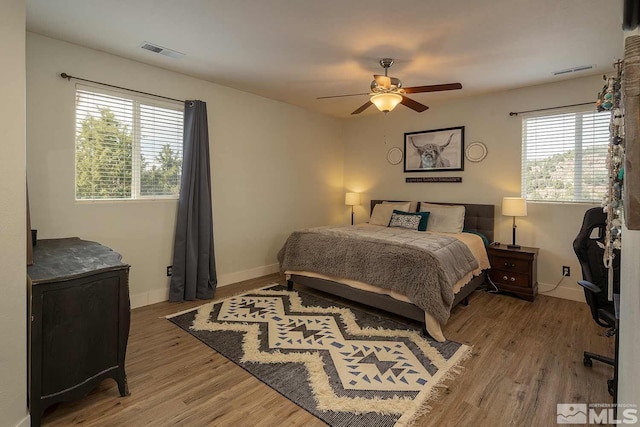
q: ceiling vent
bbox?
[140,42,185,59]
[552,64,595,76]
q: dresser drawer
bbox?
[490,255,530,275]
[489,269,530,288]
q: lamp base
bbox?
[509,218,520,249]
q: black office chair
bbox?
[573,207,619,396]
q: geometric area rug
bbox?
[167,285,471,427]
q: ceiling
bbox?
[26,0,624,118]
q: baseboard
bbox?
[129,263,280,309]
[130,287,169,309]
[216,263,280,287]
[15,414,30,427]
[538,282,586,303]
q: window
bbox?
[521,107,609,203]
[75,85,184,200]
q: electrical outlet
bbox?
[562,266,570,277]
[167,266,173,277]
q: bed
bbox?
[278,200,494,342]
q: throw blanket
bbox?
[277,225,478,325]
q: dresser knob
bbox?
[503,276,508,280]
[510,277,516,281]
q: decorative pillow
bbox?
[389,212,421,230]
[370,202,411,226]
[392,209,430,231]
[382,200,419,213]
[419,203,465,233]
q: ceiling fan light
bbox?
[370,93,402,112]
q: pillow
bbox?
[419,203,465,233]
[392,209,430,231]
[388,212,421,230]
[463,229,490,247]
[370,202,411,226]
[382,200,419,213]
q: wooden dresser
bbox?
[27,238,131,426]
[487,244,539,301]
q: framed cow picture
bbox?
[404,126,465,172]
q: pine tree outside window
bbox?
[521,107,609,203]
[75,85,184,200]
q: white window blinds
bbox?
[521,108,610,203]
[75,85,184,200]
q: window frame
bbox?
[74,83,184,202]
[520,106,610,204]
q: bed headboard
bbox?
[370,200,495,242]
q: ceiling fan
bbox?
[317,58,462,115]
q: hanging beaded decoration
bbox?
[596,60,624,299]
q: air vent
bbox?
[552,64,595,76]
[140,42,185,59]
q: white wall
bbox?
[343,75,607,301]
[619,226,640,408]
[26,33,344,307]
[0,1,29,426]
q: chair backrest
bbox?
[572,207,619,325]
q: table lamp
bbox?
[345,192,361,225]
[502,197,527,249]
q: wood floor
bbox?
[42,274,614,426]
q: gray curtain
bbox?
[169,100,217,302]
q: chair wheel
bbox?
[608,379,615,396]
[583,357,593,367]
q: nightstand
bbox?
[487,244,539,301]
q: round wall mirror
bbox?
[387,147,403,165]
[465,142,488,162]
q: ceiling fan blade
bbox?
[317,93,369,99]
[374,75,391,89]
[400,96,429,112]
[403,83,463,94]
[351,100,373,115]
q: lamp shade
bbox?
[345,192,361,206]
[370,93,402,112]
[502,197,527,217]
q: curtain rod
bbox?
[509,101,594,117]
[60,72,184,103]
